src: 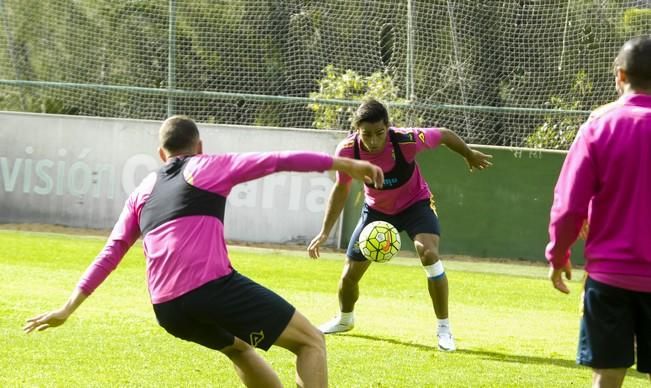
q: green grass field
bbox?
[1,230,648,387]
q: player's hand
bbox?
[333,158,384,189]
[351,160,384,189]
[548,261,572,294]
[465,149,493,172]
[23,308,71,334]
[308,233,328,259]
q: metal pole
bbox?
[406,0,415,101]
[167,0,177,117]
[446,0,472,137]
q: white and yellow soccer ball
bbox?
[358,221,401,263]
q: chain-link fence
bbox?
[1,1,649,148]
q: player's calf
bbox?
[423,261,457,352]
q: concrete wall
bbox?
[341,146,586,264]
[0,112,343,244]
[1,112,584,263]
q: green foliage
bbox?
[0,90,79,114]
[621,8,651,36]
[525,71,592,150]
[0,1,647,142]
[309,65,408,130]
[254,105,281,127]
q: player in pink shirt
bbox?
[546,36,651,387]
[308,98,492,351]
[23,116,384,388]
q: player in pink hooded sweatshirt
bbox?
[546,36,651,387]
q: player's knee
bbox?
[341,268,365,286]
[309,334,327,359]
[305,322,326,345]
[312,330,326,353]
[418,248,439,264]
[414,241,439,262]
[295,326,326,356]
[341,274,359,287]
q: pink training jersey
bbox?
[336,127,442,214]
[76,151,334,304]
[546,92,651,292]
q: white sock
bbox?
[339,312,354,325]
[437,318,451,334]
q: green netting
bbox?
[1,1,650,148]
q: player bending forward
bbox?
[24,116,384,388]
[308,98,492,351]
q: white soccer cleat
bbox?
[437,332,456,352]
[318,317,354,334]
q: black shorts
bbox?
[153,271,295,351]
[577,276,651,373]
[346,198,440,261]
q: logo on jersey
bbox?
[250,330,265,347]
[393,129,416,144]
[384,177,399,187]
[418,131,426,144]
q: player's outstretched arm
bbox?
[23,288,88,333]
[24,197,139,334]
[439,128,493,171]
[308,181,351,259]
[307,157,383,259]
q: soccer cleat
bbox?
[437,332,456,352]
[318,317,354,334]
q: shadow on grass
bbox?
[344,333,649,380]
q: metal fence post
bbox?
[167,0,177,117]
[406,0,415,103]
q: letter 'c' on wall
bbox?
[121,154,159,195]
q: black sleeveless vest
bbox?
[139,156,227,236]
[353,129,415,190]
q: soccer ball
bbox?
[358,221,401,263]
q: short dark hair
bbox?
[614,36,651,90]
[352,97,389,128]
[158,116,200,153]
